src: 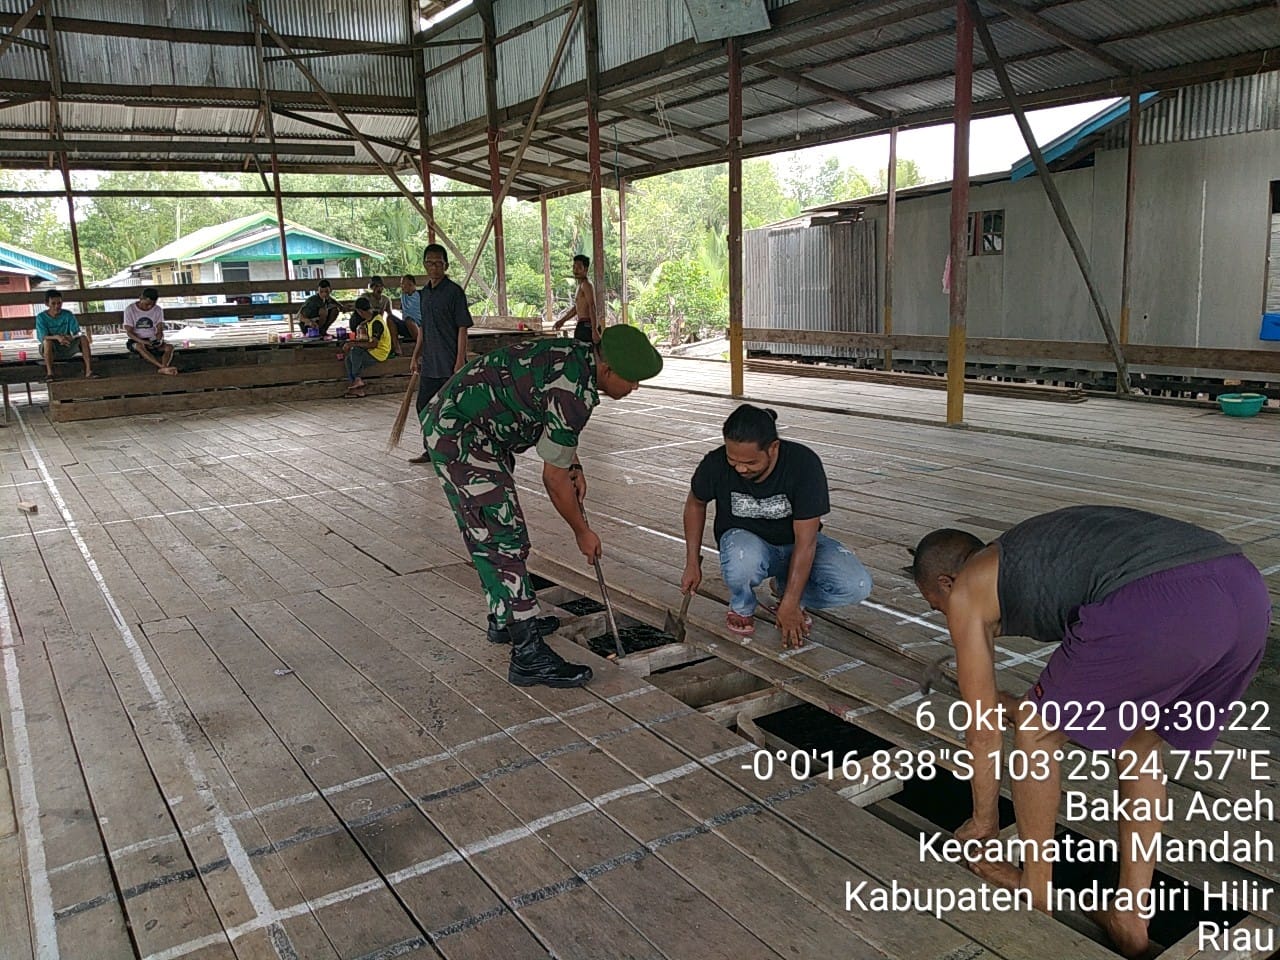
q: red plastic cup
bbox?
[18,350,27,361]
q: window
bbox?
[221,260,251,284]
[967,210,1004,256]
[174,269,193,285]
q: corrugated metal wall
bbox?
[1101,73,1280,147]
[744,219,879,358]
[425,17,487,131]
[495,0,585,109]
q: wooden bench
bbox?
[30,330,534,422]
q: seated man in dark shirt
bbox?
[297,279,346,337]
[681,404,872,647]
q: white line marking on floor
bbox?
[0,576,58,958]
[144,742,752,960]
[13,408,285,953]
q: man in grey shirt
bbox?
[909,506,1268,958]
[408,243,473,464]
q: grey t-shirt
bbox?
[418,277,473,378]
[995,505,1241,643]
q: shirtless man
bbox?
[551,254,599,343]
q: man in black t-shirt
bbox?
[681,404,872,647]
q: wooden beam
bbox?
[0,138,355,156]
[408,0,437,245]
[753,60,891,118]
[883,124,897,373]
[541,195,553,326]
[249,3,499,303]
[585,0,607,327]
[970,0,1132,393]
[0,78,416,112]
[463,0,582,303]
[606,103,724,149]
[728,38,744,399]
[1119,86,1139,345]
[618,177,629,324]
[0,0,44,65]
[0,188,489,199]
[254,16,293,325]
[977,0,1136,75]
[947,0,973,425]
[740,329,1280,376]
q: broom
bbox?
[387,369,420,452]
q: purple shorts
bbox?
[1025,553,1270,751]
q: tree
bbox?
[873,158,928,194]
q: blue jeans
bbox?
[718,528,873,616]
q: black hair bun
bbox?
[764,408,778,421]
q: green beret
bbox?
[599,324,663,382]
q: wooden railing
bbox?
[745,328,1280,376]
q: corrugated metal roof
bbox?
[0,0,1276,195]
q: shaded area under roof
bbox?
[0,0,1277,197]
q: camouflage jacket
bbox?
[423,338,599,467]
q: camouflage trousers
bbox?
[426,429,538,627]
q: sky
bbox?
[770,98,1119,184]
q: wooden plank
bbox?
[746,357,1087,401]
[1,639,135,958]
[747,328,1280,376]
[389,569,1114,960]
[231,597,671,959]
[49,375,411,422]
[43,628,234,958]
[328,574,926,960]
[50,356,414,401]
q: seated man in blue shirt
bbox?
[35,290,96,380]
[681,404,872,647]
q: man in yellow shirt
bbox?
[338,296,392,398]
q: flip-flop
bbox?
[343,389,366,399]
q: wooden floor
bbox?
[0,359,1275,960]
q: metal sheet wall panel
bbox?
[1100,74,1280,147]
[495,1,584,109]
[598,0,694,73]
[425,17,486,130]
[745,219,878,358]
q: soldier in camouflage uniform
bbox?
[422,324,664,687]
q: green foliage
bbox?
[2,153,909,336]
[631,256,727,344]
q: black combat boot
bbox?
[507,618,592,688]
[486,612,561,644]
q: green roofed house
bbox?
[99,212,383,320]
[0,240,77,341]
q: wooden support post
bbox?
[618,177,629,324]
[584,0,607,328]
[1119,87,1140,345]
[41,2,83,290]
[58,155,85,290]
[254,20,293,328]
[408,0,436,245]
[249,3,498,303]
[969,1,1131,394]
[478,1,508,314]
[946,0,972,426]
[728,37,744,399]
[487,127,509,314]
[460,0,581,294]
[883,124,897,373]
[541,195,553,327]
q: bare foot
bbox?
[967,858,1022,891]
[158,366,178,375]
[1091,906,1150,959]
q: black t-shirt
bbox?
[690,440,830,546]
